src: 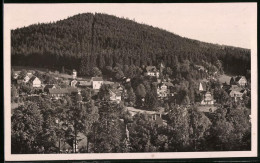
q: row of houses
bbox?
[223,84,248,102]
[230,76,247,87]
[13,71,42,88]
[70,77,103,90]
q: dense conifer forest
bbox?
[11,13,250,76]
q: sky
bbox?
[4,3,257,49]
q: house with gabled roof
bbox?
[77,80,92,88]
[44,84,56,92]
[29,76,41,88]
[144,66,159,78]
[23,75,31,83]
[200,91,214,105]
[230,76,247,87]
[48,87,79,99]
[109,89,122,103]
[227,84,247,101]
[49,88,69,99]
[154,81,175,98]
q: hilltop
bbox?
[11,13,250,76]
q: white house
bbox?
[230,76,247,87]
[91,77,103,90]
[29,76,42,88]
[23,75,31,83]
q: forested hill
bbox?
[11,13,250,76]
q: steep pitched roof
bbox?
[92,77,103,81]
[229,85,242,92]
[44,84,55,89]
[163,82,174,87]
[235,76,246,82]
[199,82,207,91]
[195,65,206,71]
[146,66,158,73]
[67,87,78,94]
[29,76,40,82]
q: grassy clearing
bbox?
[218,74,231,84]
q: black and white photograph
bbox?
[4,2,257,161]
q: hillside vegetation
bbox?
[11,13,250,76]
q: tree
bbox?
[128,113,157,152]
[20,83,33,94]
[164,67,172,77]
[98,84,112,101]
[167,105,190,151]
[81,88,93,102]
[145,90,158,111]
[38,98,63,153]
[113,67,124,81]
[11,102,44,154]
[61,66,65,73]
[188,108,212,151]
[91,67,102,77]
[81,100,99,152]
[11,86,18,101]
[19,69,27,79]
[136,84,146,98]
[205,119,234,151]
[135,84,146,106]
[98,53,106,70]
[226,107,251,143]
[66,104,89,153]
[91,101,124,153]
[182,95,190,106]
[213,88,230,104]
[127,87,136,106]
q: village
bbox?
[11,63,251,153]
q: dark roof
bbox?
[146,66,158,73]
[195,65,206,71]
[49,88,69,94]
[229,85,242,92]
[29,76,40,82]
[235,76,246,82]
[44,84,55,89]
[163,82,174,87]
[92,77,103,81]
[240,89,247,93]
[67,87,78,93]
[109,88,122,97]
[78,80,91,86]
[155,116,164,126]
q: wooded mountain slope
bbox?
[11,13,250,75]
